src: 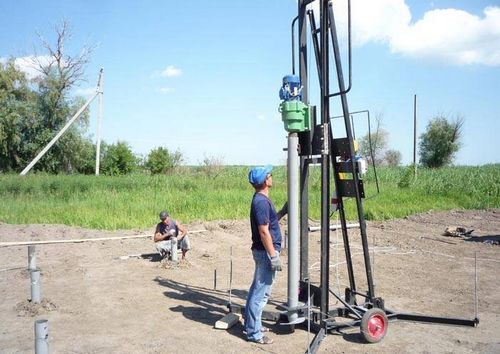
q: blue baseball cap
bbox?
[248,165,273,186]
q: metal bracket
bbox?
[331,137,350,158]
[311,124,324,155]
[338,179,365,198]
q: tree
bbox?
[32,20,92,93]
[145,147,183,174]
[384,149,402,167]
[25,20,94,173]
[200,153,225,177]
[358,115,388,166]
[101,141,138,175]
[0,21,96,174]
[0,60,37,172]
[357,113,388,166]
[419,115,464,168]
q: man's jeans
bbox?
[244,249,276,341]
[155,235,191,255]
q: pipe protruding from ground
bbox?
[28,245,36,271]
[170,237,178,262]
[35,319,49,354]
[30,270,41,304]
[287,133,300,323]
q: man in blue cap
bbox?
[244,165,287,344]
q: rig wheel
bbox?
[360,308,388,343]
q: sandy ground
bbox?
[1,209,499,354]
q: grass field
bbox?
[0,164,498,230]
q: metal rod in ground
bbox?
[28,245,36,271]
[35,319,49,354]
[287,133,300,323]
[229,246,233,306]
[30,270,41,304]
[214,269,217,290]
[170,237,178,262]
[474,251,478,319]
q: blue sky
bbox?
[1,0,499,166]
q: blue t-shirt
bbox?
[250,192,282,252]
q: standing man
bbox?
[245,165,287,344]
[154,210,191,260]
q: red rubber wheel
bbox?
[360,308,388,343]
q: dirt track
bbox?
[1,209,499,353]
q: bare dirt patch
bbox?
[1,209,499,353]
[14,299,57,317]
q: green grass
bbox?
[0,164,498,230]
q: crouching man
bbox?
[154,210,191,260]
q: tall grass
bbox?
[0,164,498,230]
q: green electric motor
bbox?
[278,75,310,132]
[279,100,310,132]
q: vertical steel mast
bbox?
[298,0,310,286]
[319,0,331,322]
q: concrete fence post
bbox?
[34,319,49,354]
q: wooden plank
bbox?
[214,313,242,330]
[0,229,208,247]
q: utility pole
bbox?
[20,69,104,176]
[95,68,104,175]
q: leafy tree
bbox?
[200,153,225,177]
[419,115,464,168]
[145,147,183,174]
[358,129,388,166]
[58,125,96,174]
[101,141,138,175]
[0,60,37,171]
[384,149,402,167]
[357,113,388,166]
[24,20,94,173]
[0,20,96,175]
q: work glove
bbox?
[270,254,282,272]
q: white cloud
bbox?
[390,6,500,66]
[160,65,182,77]
[309,1,500,66]
[257,114,266,121]
[157,87,175,94]
[0,55,53,79]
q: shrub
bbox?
[200,154,225,177]
[384,149,402,167]
[101,141,138,175]
[419,115,464,168]
[145,147,183,174]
